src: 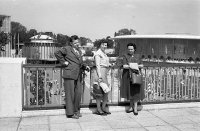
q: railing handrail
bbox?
[23,64,61,68]
[142,62,200,67]
[23,62,200,68]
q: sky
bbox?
[0,0,200,41]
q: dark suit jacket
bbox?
[54,46,84,80]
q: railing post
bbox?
[36,69,39,106]
[44,69,47,106]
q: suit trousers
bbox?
[64,77,82,116]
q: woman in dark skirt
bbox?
[120,43,144,115]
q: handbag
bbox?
[91,82,104,98]
[131,72,142,85]
[91,81,110,99]
[99,82,110,93]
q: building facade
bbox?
[0,15,11,57]
[113,35,200,61]
[23,34,60,61]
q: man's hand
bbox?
[64,61,69,66]
[109,63,115,67]
[138,64,144,68]
[98,77,103,83]
[82,65,90,72]
[85,66,90,72]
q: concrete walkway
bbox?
[1,102,200,131]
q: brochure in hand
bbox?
[129,63,139,70]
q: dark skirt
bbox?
[120,69,145,101]
[129,83,141,101]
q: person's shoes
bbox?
[126,107,133,113]
[133,112,138,115]
[79,113,82,117]
[67,114,79,119]
[103,111,111,115]
[102,109,111,115]
[133,109,138,116]
[76,113,82,117]
[95,111,107,116]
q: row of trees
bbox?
[93,29,137,49]
[93,36,114,48]
[10,21,136,46]
[11,22,93,47]
[0,20,136,50]
[88,28,137,47]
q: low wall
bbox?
[0,58,26,118]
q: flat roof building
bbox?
[112,34,200,60]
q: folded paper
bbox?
[129,63,139,70]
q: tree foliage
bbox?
[93,36,114,48]
[25,29,37,42]
[10,21,94,47]
[79,37,87,46]
[106,36,114,48]
[115,28,136,36]
[11,21,27,43]
[79,37,92,46]
[0,32,10,51]
[56,34,70,46]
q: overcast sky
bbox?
[0,0,200,41]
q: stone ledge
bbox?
[21,102,200,118]
[0,57,26,63]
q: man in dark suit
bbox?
[54,35,87,119]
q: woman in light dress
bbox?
[91,40,111,115]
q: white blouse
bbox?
[94,49,109,67]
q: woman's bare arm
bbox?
[95,55,102,78]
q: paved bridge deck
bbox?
[1,102,200,131]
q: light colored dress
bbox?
[91,49,110,98]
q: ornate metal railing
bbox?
[22,62,200,109]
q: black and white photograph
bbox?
[0,0,200,130]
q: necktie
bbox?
[74,48,79,55]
